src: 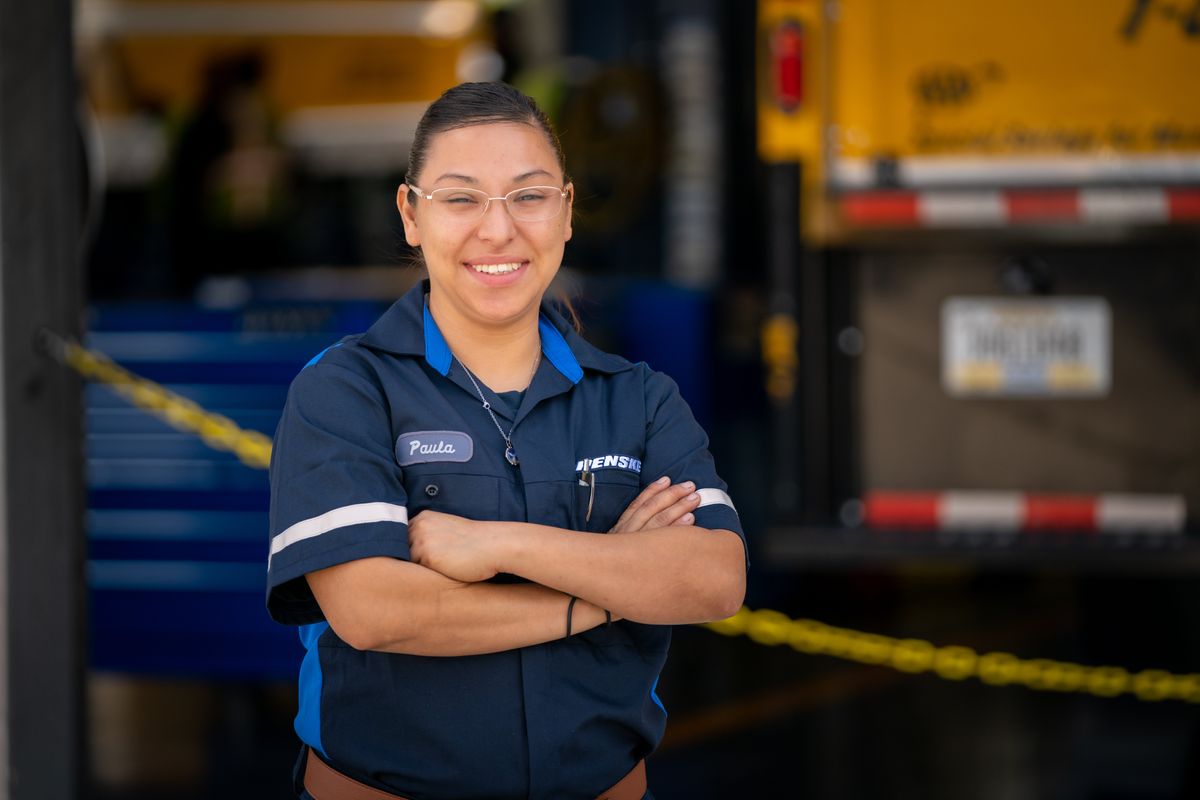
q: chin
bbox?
[469,292,540,326]
[467,281,549,318]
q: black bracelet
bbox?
[566,596,578,638]
[604,610,612,627]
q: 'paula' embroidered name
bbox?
[396,430,474,465]
[410,440,456,455]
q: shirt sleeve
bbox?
[639,367,748,567]
[266,356,410,625]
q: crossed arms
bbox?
[306,478,746,656]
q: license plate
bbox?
[942,298,1111,397]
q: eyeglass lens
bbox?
[427,186,564,222]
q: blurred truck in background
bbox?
[756,0,1199,564]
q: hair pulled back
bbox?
[405,82,567,188]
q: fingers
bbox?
[612,479,700,533]
[611,476,669,525]
[609,475,671,532]
[639,481,696,524]
[647,492,700,529]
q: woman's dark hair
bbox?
[405,82,567,187]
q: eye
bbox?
[512,188,551,204]
[436,190,483,205]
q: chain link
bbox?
[40,330,1198,704]
[704,606,1200,703]
[39,328,273,470]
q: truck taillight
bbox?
[771,20,804,111]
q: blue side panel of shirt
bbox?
[295,622,330,756]
[650,674,667,716]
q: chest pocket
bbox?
[404,472,503,521]
[575,472,641,533]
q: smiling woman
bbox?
[265,82,747,800]
[399,118,573,377]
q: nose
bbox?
[475,196,517,242]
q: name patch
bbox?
[575,454,643,474]
[396,431,474,466]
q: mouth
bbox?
[468,261,526,275]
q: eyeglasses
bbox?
[406,183,569,223]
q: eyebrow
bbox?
[431,168,557,186]
[513,169,555,183]
[432,173,478,185]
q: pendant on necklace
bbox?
[454,353,534,470]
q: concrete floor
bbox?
[86,571,1200,800]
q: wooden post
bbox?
[0,0,85,796]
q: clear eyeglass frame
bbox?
[406,183,570,223]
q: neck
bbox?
[429,293,542,392]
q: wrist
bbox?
[571,599,613,634]
[485,520,525,574]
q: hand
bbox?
[408,510,500,583]
[609,476,701,534]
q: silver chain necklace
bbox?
[455,351,541,467]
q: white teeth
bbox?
[471,262,522,274]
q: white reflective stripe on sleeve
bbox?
[696,488,737,514]
[269,502,409,566]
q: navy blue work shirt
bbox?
[267,280,745,800]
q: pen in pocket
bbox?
[577,468,595,525]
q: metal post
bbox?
[0,0,85,796]
[660,0,724,290]
[798,241,831,524]
[764,162,803,517]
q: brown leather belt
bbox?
[304,748,647,800]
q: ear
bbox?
[397,184,421,247]
[563,182,574,243]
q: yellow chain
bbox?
[44,331,1197,704]
[704,606,1200,703]
[48,332,273,470]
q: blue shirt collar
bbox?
[422,301,453,375]
[537,314,584,384]
[360,279,631,381]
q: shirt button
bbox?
[425,484,439,497]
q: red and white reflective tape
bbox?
[833,155,1200,190]
[864,491,1186,533]
[841,188,1200,228]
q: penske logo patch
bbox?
[574,454,643,474]
[396,431,473,466]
